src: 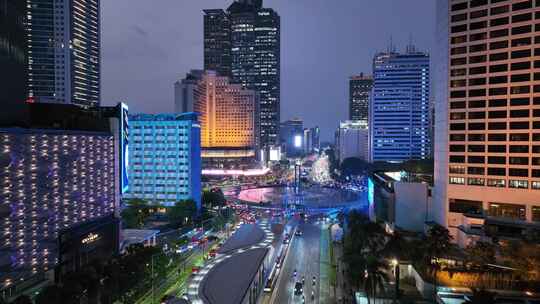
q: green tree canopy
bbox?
[167,199,198,227]
[202,189,226,208]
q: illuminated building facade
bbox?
[336,120,369,163]
[125,113,202,209]
[434,0,540,246]
[204,0,280,147]
[280,119,304,157]
[370,49,431,162]
[176,70,259,169]
[303,127,320,154]
[349,74,373,123]
[0,103,124,296]
[25,0,100,107]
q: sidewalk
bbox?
[320,225,333,303]
[333,242,355,304]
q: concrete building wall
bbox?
[394,182,429,232]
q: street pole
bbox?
[151,254,154,304]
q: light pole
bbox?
[391,258,400,302]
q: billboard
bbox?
[121,103,129,193]
[294,135,302,148]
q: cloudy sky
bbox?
[101,0,436,142]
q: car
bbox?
[294,282,303,296]
[295,230,303,236]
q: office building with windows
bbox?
[176,70,259,170]
[0,103,125,296]
[349,74,373,123]
[1,0,27,122]
[370,48,431,162]
[280,119,304,157]
[204,0,280,147]
[434,0,540,247]
[303,127,320,154]
[25,0,100,107]
[125,113,202,209]
[336,120,369,163]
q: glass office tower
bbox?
[370,48,431,162]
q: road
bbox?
[273,218,323,304]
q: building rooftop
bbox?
[129,112,199,122]
[218,223,265,254]
[199,247,268,304]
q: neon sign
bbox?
[81,233,100,244]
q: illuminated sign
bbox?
[81,233,100,244]
[269,147,281,161]
[121,103,129,193]
[294,135,302,148]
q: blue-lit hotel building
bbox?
[125,113,202,209]
[370,47,431,162]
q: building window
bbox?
[509,180,528,189]
[449,176,465,185]
[468,177,485,186]
[533,206,540,222]
[487,179,506,188]
[488,202,526,220]
[532,182,540,191]
[449,198,483,215]
[449,165,466,174]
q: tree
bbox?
[364,255,389,304]
[167,199,198,227]
[422,224,453,299]
[202,189,226,209]
[11,296,32,304]
[340,157,369,176]
[35,285,63,304]
[465,241,497,266]
[464,288,496,304]
[121,198,152,228]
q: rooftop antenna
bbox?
[387,36,396,53]
[406,33,416,53]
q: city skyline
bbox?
[101,0,435,142]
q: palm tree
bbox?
[364,255,389,304]
[423,224,453,300]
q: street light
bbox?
[391,258,400,302]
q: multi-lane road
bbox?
[272,218,326,304]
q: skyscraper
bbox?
[349,74,373,123]
[203,0,280,147]
[434,0,540,246]
[370,48,431,162]
[203,9,231,78]
[26,0,100,107]
[0,0,27,117]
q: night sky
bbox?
[102,0,435,142]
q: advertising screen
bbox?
[121,103,129,193]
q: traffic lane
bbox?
[274,220,321,304]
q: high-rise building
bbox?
[336,120,369,163]
[176,70,259,169]
[125,113,202,209]
[26,0,100,107]
[280,119,304,157]
[349,74,373,123]
[203,9,231,78]
[203,0,280,147]
[0,103,126,294]
[434,0,540,246]
[370,48,431,162]
[0,0,27,121]
[174,70,204,114]
[303,127,321,154]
